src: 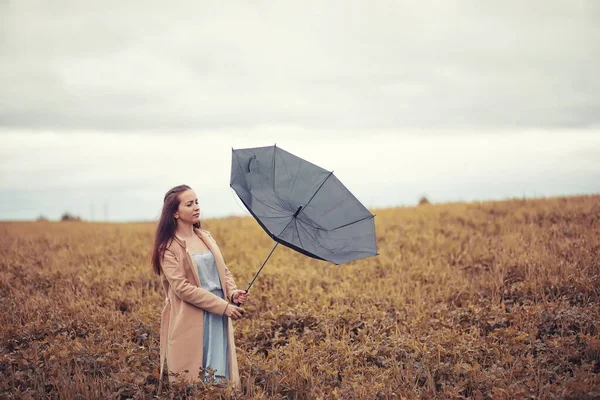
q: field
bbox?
[1,195,599,399]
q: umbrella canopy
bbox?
[230,144,378,265]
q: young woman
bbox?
[151,184,248,389]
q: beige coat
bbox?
[158,227,240,389]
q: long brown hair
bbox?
[151,184,202,276]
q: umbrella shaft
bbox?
[246,241,279,292]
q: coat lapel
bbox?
[184,247,202,287]
[173,229,230,298]
[197,230,230,299]
[173,234,202,287]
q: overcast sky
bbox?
[1,1,599,221]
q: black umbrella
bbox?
[230,144,378,297]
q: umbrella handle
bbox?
[233,289,248,307]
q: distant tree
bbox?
[36,215,49,222]
[61,212,82,222]
[418,195,430,206]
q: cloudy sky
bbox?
[1,1,599,222]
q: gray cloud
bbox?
[1,1,599,132]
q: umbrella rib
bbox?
[330,214,375,231]
[276,172,333,238]
[252,213,292,219]
[294,218,326,231]
[294,219,304,250]
[296,213,372,233]
[299,222,348,252]
[296,219,335,254]
[297,171,334,218]
[296,191,374,231]
[299,220,373,255]
[252,195,287,214]
[298,219,375,252]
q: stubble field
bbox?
[1,195,599,399]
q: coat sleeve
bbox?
[161,248,229,315]
[206,233,239,302]
[223,262,239,303]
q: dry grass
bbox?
[1,195,599,399]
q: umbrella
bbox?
[230,144,378,298]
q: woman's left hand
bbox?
[233,290,249,305]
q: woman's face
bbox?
[174,189,201,224]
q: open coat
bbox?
[159,228,241,388]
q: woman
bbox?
[151,184,248,389]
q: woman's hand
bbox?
[232,290,249,305]
[224,304,245,320]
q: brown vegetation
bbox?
[1,195,599,399]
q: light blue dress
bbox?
[191,249,229,382]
